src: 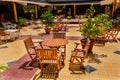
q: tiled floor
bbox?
[0,24,120,80]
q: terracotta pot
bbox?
[80,39,87,49]
[80,39,94,53]
[45,28,51,34]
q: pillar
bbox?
[34,4,38,19]
[105,5,108,14]
[13,2,18,22]
[74,5,76,17]
[112,0,117,16]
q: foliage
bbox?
[18,17,27,27]
[67,16,72,19]
[94,14,112,32]
[86,4,96,18]
[81,4,112,40]
[29,8,35,20]
[24,6,35,20]
[40,11,54,29]
[0,66,8,70]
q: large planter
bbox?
[45,28,51,34]
[80,39,94,53]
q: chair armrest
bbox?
[29,46,37,49]
[33,41,43,48]
[33,41,43,43]
[74,42,80,45]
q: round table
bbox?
[42,38,68,60]
[42,38,68,48]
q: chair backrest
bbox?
[24,37,36,60]
[0,29,6,36]
[74,40,90,58]
[37,48,60,78]
[53,32,66,39]
[24,37,34,49]
[37,49,58,62]
[106,27,120,40]
[54,22,60,27]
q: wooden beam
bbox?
[112,0,117,16]
[34,4,38,19]
[12,2,18,22]
[105,5,108,14]
[74,5,76,17]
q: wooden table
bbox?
[42,38,68,48]
[42,38,68,60]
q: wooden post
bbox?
[34,4,38,19]
[13,2,18,22]
[74,5,76,17]
[105,5,108,14]
[112,0,117,16]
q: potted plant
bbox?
[29,8,35,21]
[18,17,27,28]
[40,11,54,34]
[81,4,112,53]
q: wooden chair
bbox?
[60,20,68,31]
[95,27,120,45]
[37,49,62,78]
[53,22,61,31]
[52,32,66,61]
[69,41,90,74]
[23,37,43,62]
[106,27,120,41]
[0,29,11,43]
[53,31,66,39]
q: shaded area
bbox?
[19,60,39,70]
[85,65,97,73]
[0,54,38,80]
[33,64,59,80]
[114,51,120,55]
[88,53,107,64]
[7,61,16,67]
[0,46,8,49]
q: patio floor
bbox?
[0,24,120,80]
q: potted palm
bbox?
[81,4,112,53]
[40,11,54,34]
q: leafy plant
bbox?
[40,11,54,29]
[81,4,112,40]
[18,17,26,27]
[29,9,35,20]
[0,66,8,70]
[94,14,112,34]
[67,16,72,19]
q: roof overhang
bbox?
[52,2,101,6]
[0,0,51,7]
[100,0,113,5]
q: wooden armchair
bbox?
[69,41,90,74]
[52,32,66,61]
[37,49,62,78]
[95,27,120,45]
[23,37,43,62]
[106,27,120,41]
